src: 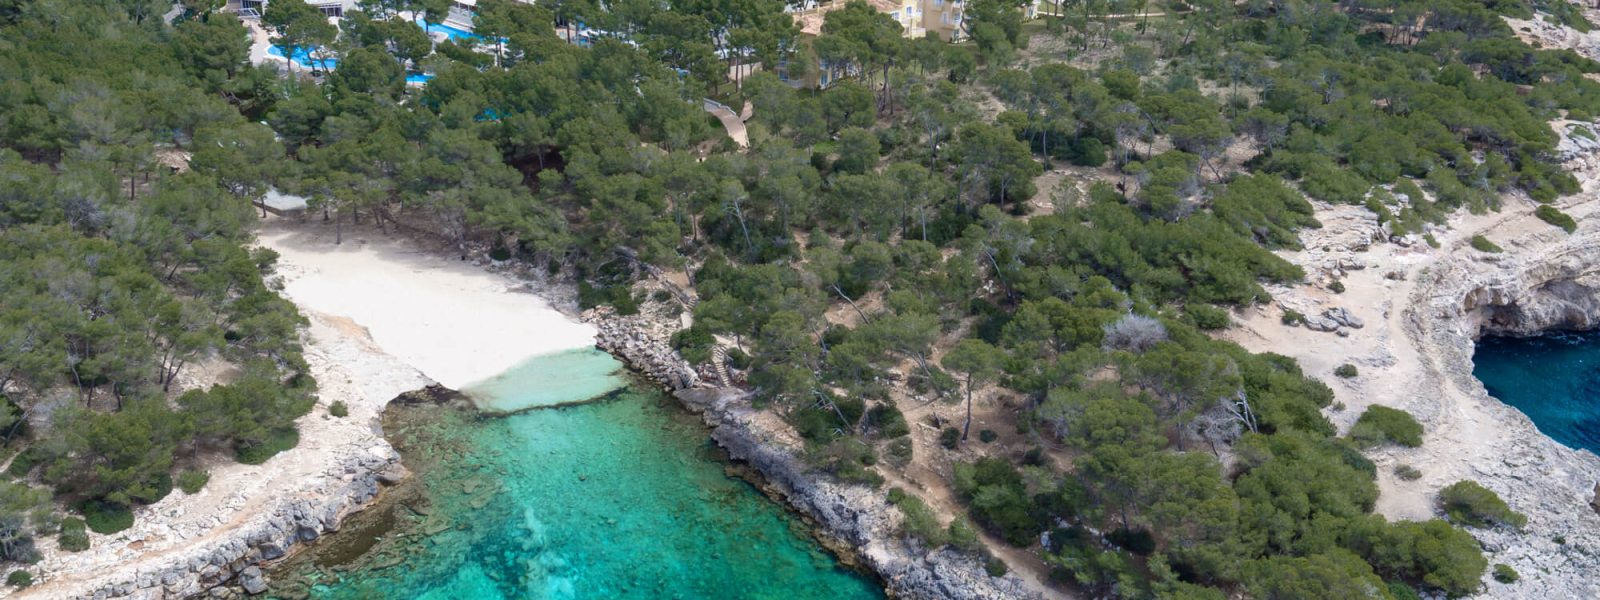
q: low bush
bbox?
[888,488,946,546]
[947,517,982,553]
[1349,405,1424,448]
[670,327,716,364]
[177,469,210,494]
[979,429,998,443]
[6,570,29,589]
[1185,304,1231,330]
[1334,364,1358,378]
[885,438,913,467]
[1493,563,1519,583]
[328,400,348,417]
[1395,464,1422,481]
[940,427,961,449]
[6,447,39,479]
[954,458,1040,546]
[236,428,300,465]
[58,518,88,552]
[1438,480,1526,529]
[985,556,1009,577]
[866,404,909,438]
[1470,235,1503,253]
[1386,582,1422,600]
[1328,279,1345,293]
[1536,205,1577,233]
[82,502,132,535]
[1282,309,1305,325]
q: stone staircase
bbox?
[710,345,734,388]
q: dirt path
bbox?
[704,99,749,148]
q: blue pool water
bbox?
[417,17,482,41]
[269,350,883,600]
[267,46,339,70]
[1474,330,1600,453]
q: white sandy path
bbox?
[257,221,598,389]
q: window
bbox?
[933,0,943,7]
[316,4,343,17]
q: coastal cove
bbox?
[254,222,883,599]
[1474,330,1600,455]
[266,359,884,600]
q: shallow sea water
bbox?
[275,349,883,600]
[1474,330,1600,453]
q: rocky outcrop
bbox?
[60,451,405,600]
[705,405,1038,600]
[586,306,701,390]
[593,302,1037,600]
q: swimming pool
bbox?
[416,17,482,42]
[267,45,339,70]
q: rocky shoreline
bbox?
[585,303,1039,600]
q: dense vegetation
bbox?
[1,0,1587,593]
[0,1,316,558]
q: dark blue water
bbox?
[1474,330,1600,452]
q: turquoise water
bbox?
[1474,330,1600,452]
[462,348,629,413]
[274,349,883,600]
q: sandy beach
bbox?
[13,217,598,599]
[257,220,599,389]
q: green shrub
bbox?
[1386,581,1422,600]
[1334,364,1358,378]
[58,518,88,552]
[888,488,947,546]
[651,290,672,303]
[487,247,511,261]
[1328,279,1345,293]
[1185,304,1231,330]
[328,400,348,417]
[1470,235,1503,253]
[235,428,300,465]
[177,469,210,495]
[1395,464,1422,481]
[1348,405,1423,448]
[6,570,29,589]
[1493,563,1519,583]
[6,447,40,479]
[978,429,998,443]
[82,502,132,535]
[725,347,752,370]
[940,427,961,449]
[947,517,982,553]
[1424,233,1440,248]
[866,404,909,438]
[1107,528,1156,555]
[131,472,172,505]
[953,458,1040,546]
[670,327,716,364]
[885,438,913,467]
[1282,309,1305,325]
[1536,205,1577,233]
[1438,480,1526,529]
[985,556,1009,577]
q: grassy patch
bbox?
[177,469,209,495]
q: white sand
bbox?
[256,220,598,389]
